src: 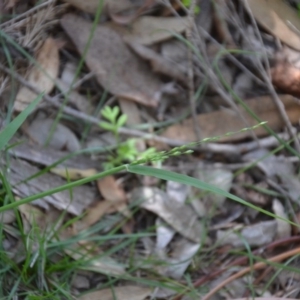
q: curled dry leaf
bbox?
[61,14,163,107]
[131,187,209,243]
[244,0,300,50]
[14,38,59,111]
[162,95,300,143]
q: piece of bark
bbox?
[9,141,97,169]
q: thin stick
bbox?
[202,246,300,300]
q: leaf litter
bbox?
[2,0,300,299]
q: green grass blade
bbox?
[127,165,299,227]
[0,93,43,151]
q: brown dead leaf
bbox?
[162,95,300,143]
[61,14,163,107]
[244,0,300,50]
[79,285,152,300]
[14,38,59,111]
[97,176,131,217]
[75,200,117,231]
[128,41,187,83]
[50,167,97,180]
[106,16,189,45]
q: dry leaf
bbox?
[164,238,200,279]
[194,163,233,209]
[216,220,277,247]
[14,38,59,111]
[27,116,80,152]
[79,285,151,300]
[162,95,300,143]
[75,200,118,231]
[61,14,163,107]
[272,198,291,239]
[97,176,131,217]
[50,167,97,180]
[244,0,300,50]
[131,187,208,243]
[107,16,189,45]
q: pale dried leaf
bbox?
[79,285,151,300]
[155,218,175,251]
[14,38,59,111]
[272,198,291,239]
[61,14,163,107]
[164,238,200,279]
[131,187,208,243]
[27,117,80,152]
[216,220,277,247]
[194,163,233,208]
[244,0,300,50]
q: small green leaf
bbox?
[111,106,120,122]
[99,121,116,132]
[101,106,113,121]
[117,114,127,127]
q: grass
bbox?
[1,1,300,299]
